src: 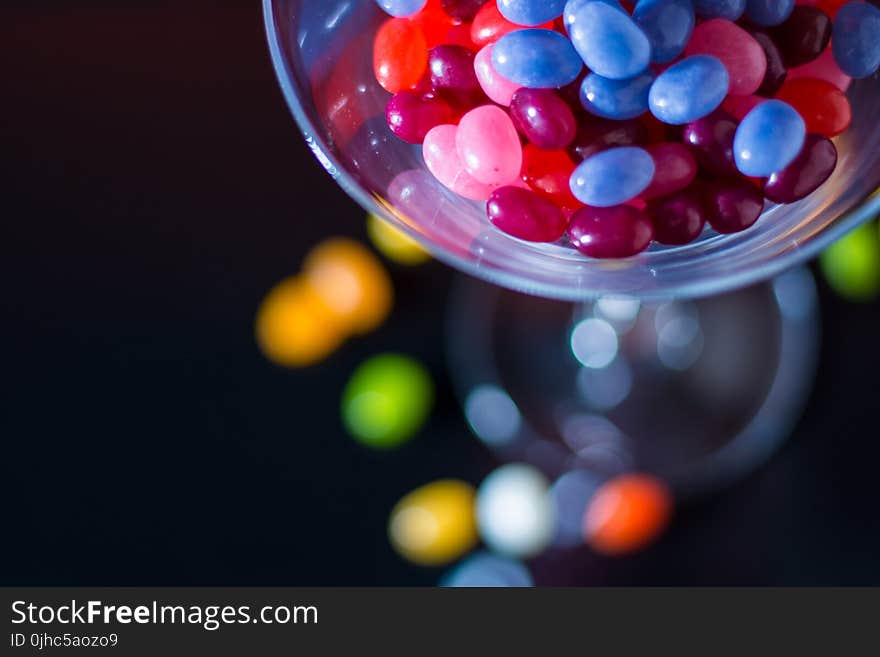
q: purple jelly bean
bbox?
[568,117,649,162]
[641,142,698,200]
[487,186,568,242]
[429,45,486,107]
[749,27,788,96]
[386,91,455,143]
[682,109,739,178]
[764,134,837,204]
[770,6,832,68]
[569,205,655,258]
[649,189,707,245]
[703,179,765,234]
[509,88,577,150]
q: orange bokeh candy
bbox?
[583,474,673,556]
[776,77,852,138]
[374,18,429,93]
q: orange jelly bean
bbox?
[776,77,852,138]
[374,18,429,93]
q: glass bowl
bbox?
[263,0,880,301]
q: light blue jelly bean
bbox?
[580,71,654,119]
[567,1,652,80]
[692,0,746,20]
[498,0,567,26]
[734,100,806,177]
[745,0,794,26]
[649,55,729,125]
[833,1,880,79]
[564,0,626,34]
[569,147,656,207]
[633,0,695,64]
[375,0,427,17]
[492,29,583,88]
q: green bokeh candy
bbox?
[342,354,434,448]
[820,222,880,302]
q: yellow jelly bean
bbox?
[367,213,430,266]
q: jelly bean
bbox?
[509,89,577,150]
[374,18,429,93]
[632,0,695,64]
[457,105,523,185]
[703,179,765,233]
[423,124,497,199]
[444,23,480,52]
[789,45,851,92]
[411,0,459,48]
[492,29,583,88]
[570,147,655,207]
[521,145,582,211]
[685,20,767,96]
[568,117,649,162]
[471,2,553,47]
[474,44,522,105]
[386,91,455,143]
[442,0,490,20]
[682,110,739,177]
[764,134,837,203]
[776,78,851,137]
[693,0,746,19]
[376,0,428,17]
[721,93,763,120]
[567,2,652,80]
[649,189,707,244]
[746,0,795,25]
[641,143,698,200]
[747,28,788,96]
[580,71,654,120]
[497,0,567,25]
[569,205,655,258]
[649,56,730,125]
[815,0,850,17]
[487,186,568,241]
[733,100,805,176]
[429,45,486,107]
[769,7,831,69]
[832,1,880,79]
[563,0,627,37]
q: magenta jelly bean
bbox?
[429,45,486,108]
[721,93,763,121]
[748,27,788,96]
[703,179,765,234]
[685,19,768,96]
[650,189,707,245]
[641,143,698,200]
[509,89,577,150]
[442,0,489,20]
[457,105,523,186]
[386,91,455,144]
[682,110,739,178]
[487,186,568,242]
[568,117,649,162]
[789,46,851,92]
[568,205,655,259]
[764,134,837,204]
[474,44,521,106]
[423,124,496,200]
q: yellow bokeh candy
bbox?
[388,480,478,567]
[303,238,394,334]
[367,213,430,266]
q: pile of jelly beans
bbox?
[374,0,880,258]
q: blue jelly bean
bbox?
[375,0,427,17]
[745,0,794,26]
[564,0,626,34]
[580,71,654,119]
[569,147,656,207]
[833,2,880,79]
[734,100,806,177]
[692,0,746,20]
[633,0,695,64]
[492,29,583,88]
[498,0,567,26]
[567,1,652,80]
[649,56,729,125]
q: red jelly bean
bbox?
[429,45,486,107]
[770,6,832,68]
[442,0,489,20]
[764,134,838,204]
[470,2,553,48]
[641,143,698,200]
[682,110,739,178]
[568,117,649,163]
[509,89,577,150]
[776,77,851,138]
[721,94,763,121]
[386,91,455,143]
[374,19,429,93]
[520,145,582,212]
[411,0,458,49]
[487,186,568,242]
[703,179,765,234]
[649,189,707,245]
[569,205,654,259]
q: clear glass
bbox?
[263,0,880,301]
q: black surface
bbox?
[2,1,880,585]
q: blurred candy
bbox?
[441,552,534,587]
[650,189,707,245]
[373,18,429,93]
[342,353,434,448]
[819,222,880,301]
[486,186,568,242]
[570,146,655,207]
[386,91,455,144]
[641,142,698,200]
[832,1,880,78]
[745,0,795,25]
[474,44,522,106]
[550,470,602,548]
[567,1,652,80]
[692,0,746,20]
[303,238,393,334]
[649,55,730,125]
[509,88,577,150]
[776,78,851,138]
[703,178,765,233]
[457,105,523,186]
[492,29,583,88]
[471,2,554,47]
[764,134,837,204]
[569,205,655,258]
[633,0,695,64]
[682,109,739,177]
[583,473,673,555]
[376,0,428,16]
[367,213,431,265]
[685,20,767,96]
[580,71,654,120]
[497,0,567,25]
[733,100,805,176]
[388,480,478,565]
[476,464,556,558]
[770,5,832,67]
[423,124,497,200]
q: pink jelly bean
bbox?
[640,143,698,200]
[788,44,851,92]
[685,19,768,96]
[456,105,523,186]
[474,44,521,106]
[423,124,496,200]
[721,93,763,121]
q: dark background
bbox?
[2,1,879,585]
